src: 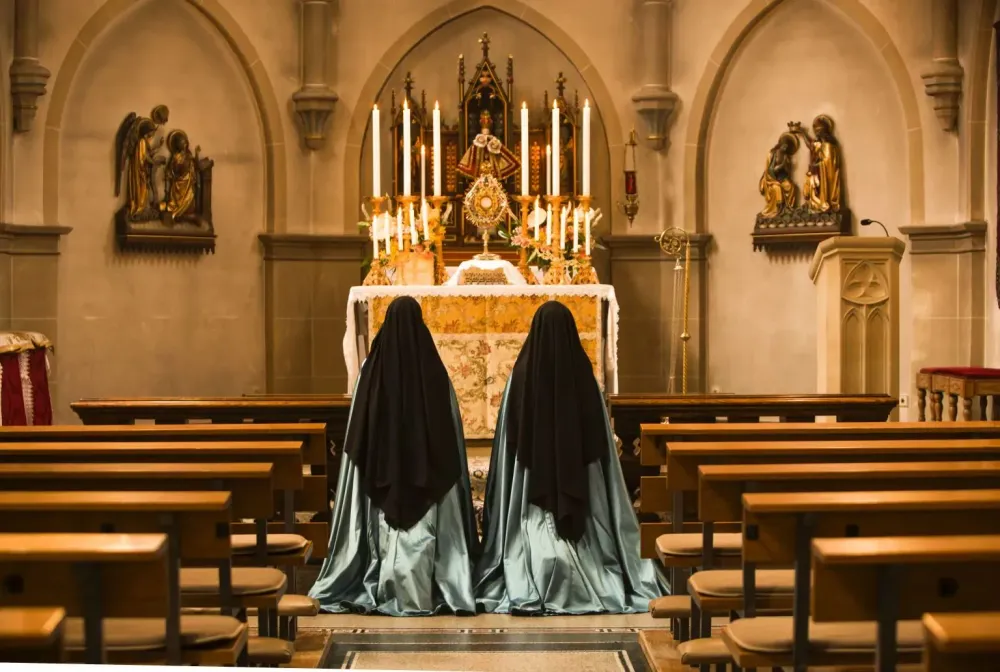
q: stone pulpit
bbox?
[809,236,905,397]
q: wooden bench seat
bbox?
[723,491,1000,671]
[810,535,1000,671]
[0,607,66,663]
[0,532,247,665]
[922,612,1000,671]
[0,494,289,663]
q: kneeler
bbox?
[0,332,53,425]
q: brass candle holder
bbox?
[427,195,450,285]
[363,195,391,286]
[512,194,538,284]
[570,195,598,284]
[542,194,570,285]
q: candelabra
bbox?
[541,195,570,285]
[427,195,450,285]
[512,194,538,284]
[571,194,598,285]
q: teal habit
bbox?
[308,297,478,615]
[474,301,662,614]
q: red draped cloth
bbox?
[0,332,53,426]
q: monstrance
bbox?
[462,173,510,260]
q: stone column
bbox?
[292,0,339,150]
[630,0,679,150]
[921,0,963,132]
[9,0,51,133]
[900,222,987,415]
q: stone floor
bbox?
[291,613,676,671]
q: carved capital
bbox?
[921,61,963,132]
[631,85,679,151]
[9,58,49,133]
[292,86,339,150]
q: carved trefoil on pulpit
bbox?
[840,260,891,394]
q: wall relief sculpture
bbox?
[114,105,216,253]
[753,114,851,252]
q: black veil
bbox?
[343,296,462,530]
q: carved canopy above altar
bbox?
[344,285,619,439]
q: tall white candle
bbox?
[520,103,529,196]
[551,101,560,197]
[420,144,426,202]
[585,208,592,256]
[383,212,391,251]
[396,208,403,248]
[546,204,553,246]
[582,99,591,196]
[573,206,579,252]
[371,218,379,258]
[533,196,541,240]
[409,204,417,245]
[545,145,552,196]
[559,205,567,251]
[402,100,411,196]
[372,105,381,198]
[421,200,429,240]
[433,102,442,197]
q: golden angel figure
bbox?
[758,132,798,218]
[456,109,519,180]
[801,114,842,213]
[114,106,169,221]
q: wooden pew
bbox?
[0,607,66,663]
[70,398,347,514]
[922,612,1000,671]
[0,532,247,665]
[810,535,1000,672]
[642,438,1000,558]
[0,441,322,560]
[609,393,896,509]
[639,420,1000,467]
[679,460,1000,642]
[723,490,1000,671]
[0,491,290,663]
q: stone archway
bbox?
[966,0,997,222]
[683,0,926,233]
[341,0,627,231]
[41,0,287,232]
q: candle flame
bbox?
[584,99,590,108]
[434,101,439,110]
[421,145,426,155]
[373,104,378,110]
[403,99,409,110]
[522,101,527,109]
[546,144,551,154]
[553,100,559,109]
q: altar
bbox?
[344,284,618,439]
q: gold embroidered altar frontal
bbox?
[344,286,619,440]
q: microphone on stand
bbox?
[860,218,889,237]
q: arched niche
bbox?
[359,8,610,227]
[344,0,624,233]
[53,0,266,419]
[703,0,909,396]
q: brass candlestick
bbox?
[542,194,569,285]
[427,195,450,285]
[512,194,538,284]
[363,195,391,286]
[572,195,598,284]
